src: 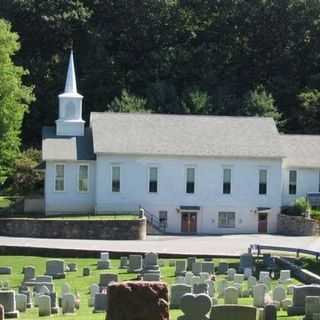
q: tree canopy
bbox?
[1,0,320,148]
[0,19,34,184]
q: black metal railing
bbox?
[139,205,167,233]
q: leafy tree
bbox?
[108,89,148,113]
[297,89,320,133]
[0,19,34,184]
[242,85,282,122]
[7,149,43,196]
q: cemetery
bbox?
[0,252,319,319]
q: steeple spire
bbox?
[64,50,78,94]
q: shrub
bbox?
[6,148,43,196]
[284,197,310,217]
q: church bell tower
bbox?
[56,50,85,136]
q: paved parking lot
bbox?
[0,234,319,256]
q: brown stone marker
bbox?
[107,281,169,320]
[0,304,4,320]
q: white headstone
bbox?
[224,287,238,304]
[38,295,51,317]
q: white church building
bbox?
[42,52,320,234]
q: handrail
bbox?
[249,244,320,261]
[139,205,167,232]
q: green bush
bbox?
[284,197,310,217]
[6,148,43,196]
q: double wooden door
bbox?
[181,212,197,233]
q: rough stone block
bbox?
[107,281,169,320]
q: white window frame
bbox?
[111,165,121,193]
[148,166,159,194]
[185,166,196,194]
[289,169,297,195]
[222,167,232,195]
[218,211,236,228]
[258,168,268,195]
[54,163,65,192]
[78,164,89,193]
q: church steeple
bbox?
[64,50,78,94]
[56,50,85,136]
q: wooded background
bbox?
[1,0,320,149]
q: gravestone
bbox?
[175,260,187,277]
[0,304,3,320]
[19,290,32,308]
[253,284,266,307]
[142,273,160,281]
[120,257,128,269]
[89,284,100,307]
[176,276,185,284]
[0,267,11,275]
[207,281,215,297]
[97,252,111,269]
[193,283,208,295]
[39,285,50,296]
[264,304,277,320]
[199,272,210,283]
[99,273,118,288]
[101,252,110,261]
[93,293,108,313]
[244,267,252,279]
[239,253,254,272]
[217,262,228,274]
[234,274,244,283]
[224,287,239,304]
[34,282,54,293]
[227,268,236,281]
[50,292,59,314]
[187,257,196,271]
[305,296,320,320]
[281,298,292,311]
[61,283,71,296]
[192,262,202,276]
[216,280,228,298]
[273,286,286,303]
[263,276,272,291]
[288,284,320,316]
[210,305,257,320]
[0,290,19,318]
[67,263,77,272]
[201,262,214,274]
[45,259,65,279]
[15,293,27,312]
[259,271,270,282]
[178,293,211,320]
[128,255,143,273]
[108,281,169,320]
[23,266,35,282]
[287,285,295,295]
[62,293,76,314]
[279,270,291,284]
[170,284,192,308]
[83,267,90,276]
[191,276,201,286]
[38,295,51,317]
[143,252,160,273]
[185,272,193,285]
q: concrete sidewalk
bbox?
[0,234,319,256]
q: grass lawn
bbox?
[41,214,139,221]
[0,255,305,320]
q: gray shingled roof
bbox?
[90,112,284,158]
[42,127,95,161]
[281,134,320,168]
